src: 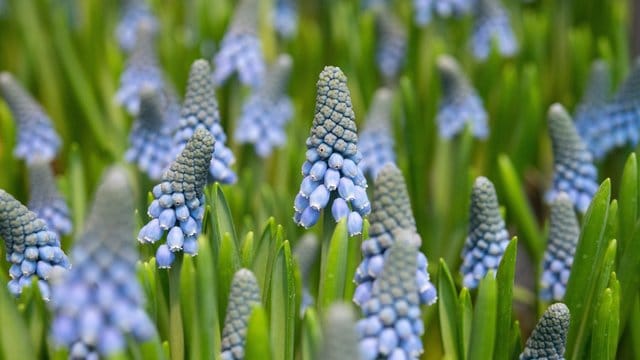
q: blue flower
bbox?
[27,161,72,237]
[272,0,298,38]
[323,303,360,360]
[436,55,488,139]
[375,12,407,81]
[293,66,370,236]
[460,176,509,289]
[234,54,294,157]
[520,303,570,360]
[0,72,61,164]
[414,0,474,26]
[138,128,214,268]
[50,167,156,357]
[116,0,159,53]
[470,0,518,60]
[545,104,598,213]
[358,88,396,179]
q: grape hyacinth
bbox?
[234,54,294,157]
[0,189,70,299]
[353,163,436,307]
[520,303,570,360]
[545,103,598,213]
[436,55,489,139]
[138,128,214,268]
[213,0,265,88]
[460,176,510,289]
[540,193,579,302]
[0,72,61,164]
[293,233,319,313]
[375,12,407,81]
[358,88,396,179]
[27,161,72,237]
[50,167,156,358]
[471,0,518,60]
[293,66,370,236]
[322,303,360,360]
[220,268,262,360]
[414,0,474,26]
[173,59,236,184]
[272,0,298,39]
[357,230,425,359]
[574,60,611,150]
[116,0,158,53]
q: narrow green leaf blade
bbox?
[494,237,518,360]
[245,305,272,360]
[468,273,497,360]
[438,259,462,360]
[318,219,349,312]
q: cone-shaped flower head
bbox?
[520,303,570,360]
[0,189,70,298]
[27,161,72,237]
[414,0,474,26]
[358,88,396,179]
[294,233,319,312]
[0,72,61,163]
[220,268,262,360]
[436,55,488,139]
[322,303,360,360]
[173,59,236,184]
[545,103,598,213]
[213,0,265,88]
[375,12,407,81]
[116,0,159,52]
[471,0,518,60]
[294,66,370,236]
[540,193,579,301]
[354,164,436,307]
[357,230,425,359]
[50,167,156,357]
[234,54,294,157]
[272,0,298,38]
[138,128,214,268]
[460,176,509,289]
[575,60,611,148]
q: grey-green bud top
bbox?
[520,303,570,360]
[163,128,214,201]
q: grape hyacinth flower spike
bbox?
[50,167,156,358]
[354,163,436,307]
[272,0,298,39]
[0,72,61,164]
[27,161,72,237]
[213,0,265,88]
[436,55,488,139]
[574,60,611,153]
[138,128,214,268]
[234,54,294,157]
[375,11,407,81]
[220,269,261,360]
[414,0,474,26]
[293,66,370,236]
[545,103,598,213]
[471,0,518,60]
[520,303,570,360]
[116,0,158,53]
[460,176,509,289]
[322,303,360,360]
[358,88,396,179]
[540,193,578,301]
[293,233,319,312]
[0,189,70,298]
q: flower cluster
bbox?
[436,55,488,139]
[234,54,294,157]
[322,303,360,360]
[520,303,570,360]
[354,163,436,307]
[27,161,72,237]
[293,66,370,236]
[460,176,509,289]
[0,189,70,299]
[375,12,407,81]
[545,103,598,213]
[358,88,396,179]
[272,0,298,39]
[293,233,319,313]
[414,0,474,26]
[116,0,158,52]
[138,128,214,268]
[50,167,156,358]
[574,60,611,149]
[0,72,61,164]
[471,0,518,60]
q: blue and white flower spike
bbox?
[353,163,436,307]
[520,303,570,360]
[358,88,396,179]
[234,54,294,157]
[138,128,214,268]
[574,60,611,153]
[293,66,370,236]
[213,0,265,88]
[470,0,518,60]
[50,167,156,358]
[116,0,159,53]
[0,189,70,299]
[375,12,407,82]
[436,55,488,139]
[357,230,426,360]
[272,0,298,39]
[545,103,598,213]
[220,269,261,360]
[0,72,61,164]
[414,0,474,26]
[323,303,360,360]
[460,176,509,289]
[540,193,578,302]
[27,161,72,237]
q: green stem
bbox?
[168,255,184,360]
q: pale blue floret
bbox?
[28,161,72,237]
[116,0,159,53]
[272,0,298,38]
[414,0,474,26]
[375,12,407,81]
[471,0,518,60]
[358,88,396,179]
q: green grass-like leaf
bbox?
[269,241,296,360]
[317,218,349,313]
[494,237,517,360]
[468,272,497,360]
[438,259,464,360]
[245,305,272,360]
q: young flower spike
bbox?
[470,0,518,60]
[322,303,360,360]
[293,66,370,236]
[353,163,436,307]
[0,189,70,299]
[116,0,158,53]
[173,59,236,184]
[574,60,611,152]
[520,303,570,360]
[50,167,156,358]
[357,230,426,359]
[436,55,489,139]
[213,0,265,88]
[234,54,294,157]
[27,161,72,237]
[375,12,407,81]
[540,193,578,301]
[414,0,474,26]
[220,269,262,360]
[294,233,320,312]
[272,0,298,39]
[545,103,598,213]
[358,88,397,179]
[0,72,61,164]
[138,128,214,268]
[460,176,509,289]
